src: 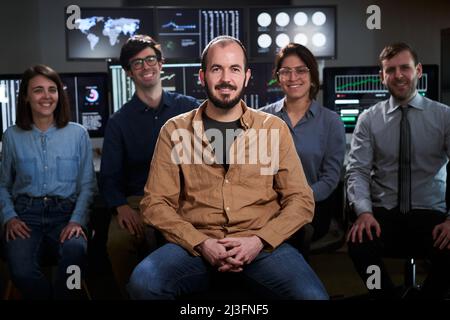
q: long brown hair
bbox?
[17,64,71,130]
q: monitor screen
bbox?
[156,7,244,61]
[0,74,22,137]
[249,6,336,61]
[245,62,284,109]
[322,65,439,133]
[60,73,110,138]
[108,60,205,113]
[0,73,109,138]
[65,7,155,59]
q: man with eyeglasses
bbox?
[99,34,200,298]
[261,43,346,250]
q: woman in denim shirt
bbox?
[0,65,96,299]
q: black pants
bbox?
[348,207,450,299]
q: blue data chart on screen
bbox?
[156,8,244,61]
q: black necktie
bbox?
[398,105,411,214]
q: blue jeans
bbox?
[3,195,87,299]
[128,242,329,300]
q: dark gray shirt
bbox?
[346,92,450,215]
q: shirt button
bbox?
[44,166,48,170]
[43,150,46,153]
[225,179,229,183]
[225,207,230,211]
[43,184,47,187]
[154,116,158,120]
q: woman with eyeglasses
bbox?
[0,64,96,299]
[261,43,346,247]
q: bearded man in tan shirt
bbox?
[127,36,328,300]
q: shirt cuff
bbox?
[354,199,373,216]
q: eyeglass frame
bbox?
[129,55,159,70]
[277,66,310,79]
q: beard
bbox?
[387,76,418,102]
[203,77,246,110]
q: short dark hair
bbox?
[119,34,163,71]
[274,43,320,100]
[17,64,71,130]
[201,35,248,72]
[379,42,419,67]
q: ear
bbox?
[244,68,251,87]
[199,68,205,87]
[126,69,133,79]
[416,62,423,79]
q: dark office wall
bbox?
[1,1,449,78]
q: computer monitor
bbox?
[60,73,110,138]
[0,74,22,138]
[0,72,109,138]
[155,7,245,62]
[108,60,205,113]
[322,64,439,133]
[248,6,336,61]
[65,7,155,60]
[245,62,284,109]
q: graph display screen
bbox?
[65,7,155,59]
[0,73,109,138]
[108,61,205,113]
[245,62,284,109]
[249,6,336,61]
[156,8,244,61]
[60,73,110,137]
[0,75,22,137]
[323,65,439,133]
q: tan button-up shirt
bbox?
[140,100,314,255]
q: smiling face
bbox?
[200,41,250,110]
[27,75,58,121]
[127,47,162,91]
[277,54,312,102]
[380,50,422,104]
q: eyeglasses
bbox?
[277,66,310,79]
[129,55,158,70]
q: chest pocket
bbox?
[57,156,79,182]
[16,158,37,185]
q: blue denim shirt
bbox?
[260,99,346,202]
[0,123,97,227]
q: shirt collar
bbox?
[192,99,252,131]
[31,123,57,135]
[387,90,424,114]
[131,90,169,113]
[278,98,318,118]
